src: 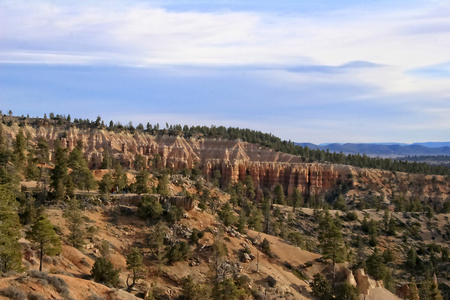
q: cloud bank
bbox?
[1,0,449,143]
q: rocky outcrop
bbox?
[354,269,384,296]
[2,124,358,196]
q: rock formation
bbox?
[7,123,447,201]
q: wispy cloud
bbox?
[1,0,450,143]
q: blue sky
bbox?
[1,0,450,143]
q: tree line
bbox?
[3,112,450,176]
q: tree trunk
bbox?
[39,241,44,272]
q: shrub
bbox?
[1,286,26,300]
[28,292,46,300]
[47,275,72,299]
[292,269,308,281]
[261,238,271,256]
[287,231,304,248]
[167,241,191,263]
[190,228,204,245]
[335,282,360,300]
[88,294,105,300]
[91,257,120,287]
[165,205,184,224]
[310,273,332,299]
[345,211,358,221]
[137,196,163,220]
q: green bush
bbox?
[190,228,204,244]
[345,211,358,221]
[261,238,271,256]
[167,241,191,263]
[137,195,163,220]
[91,257,120,287]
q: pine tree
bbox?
[91,257,120,287]
[274,184,285,205]
[98,173,113,194]
[408,277,419,300]
[113,163,128,191]
[318,210,345,281]
[333,194,348,211]
[218,202,236,227]
[244,175,255,201]
[63,198,85,249]
[13,128,26,171]
[310,273,332,300]
[68,141,96,192]
[126,247,145,290]
[25,149,40,180]
[134,169,150,194]
[100,150,112,169]
[0,186,23,273]
[27,214,62,271]
[51,140,69,200]
[291,188,303,212]
[157,173,170,197]
[365,248,387,281]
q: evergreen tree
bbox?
[126,247,145,290]
[244,175,255,201]
[274,184,285,205]
[98,172,113,194]
[147,221,168,274]
[333,194,348,211]
[408,277,419,300]
[63,198,85,249]
[113,163,128,191]
[406,247,418,269]
[137,195,163,220]
[13,128,26,171]
[50,140,69,200]
[68,141,96,192]
[25,149,40,180]
[27,214,62,271]
[318,210,345,281]
[291,188,303,212]
[365,248,388,282]
[91,257,120,287]
[100,150,113,169]
[334,282,360,300]
[157,173,170,197]
[310,273,332,300]
[218,202,236,227]
[0,186,23,273]
[134,170,150,194]
[180,275,211,300]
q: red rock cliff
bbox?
[5,124,355,196]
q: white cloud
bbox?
[3,0,450,97]
[2,0,448,68]
[1,0,450,142]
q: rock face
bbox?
[354,269,384,296]
[5,124,356,196]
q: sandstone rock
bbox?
[241,253,252,263]
[354,268,377,295]
[342,267,357,286]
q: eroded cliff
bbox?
[6,123,447,202]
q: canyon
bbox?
[4,122,448,203]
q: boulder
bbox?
[266,275,277,287]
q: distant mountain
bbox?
[412,142,450,148]
[296,142,450,157]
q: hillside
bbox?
[0,115,448,299]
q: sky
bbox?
[1,0,450,144]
